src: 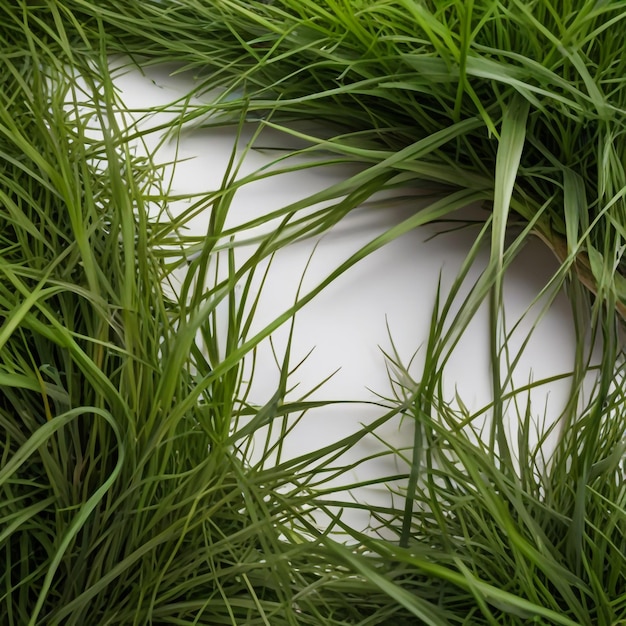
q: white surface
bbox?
[107,62,587,535]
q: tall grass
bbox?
[1,1,625,625]
[0,11,404,624]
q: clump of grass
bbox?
[63,0,626,319]
[365,270,626,626]
[0,8,419,624]
[1,1,625,625]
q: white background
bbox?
[109,62,586,534]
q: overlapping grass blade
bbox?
[1,1,625,625]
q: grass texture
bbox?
[0,1,625,625]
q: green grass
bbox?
[67,0,626,316]
[1,1,625,624]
